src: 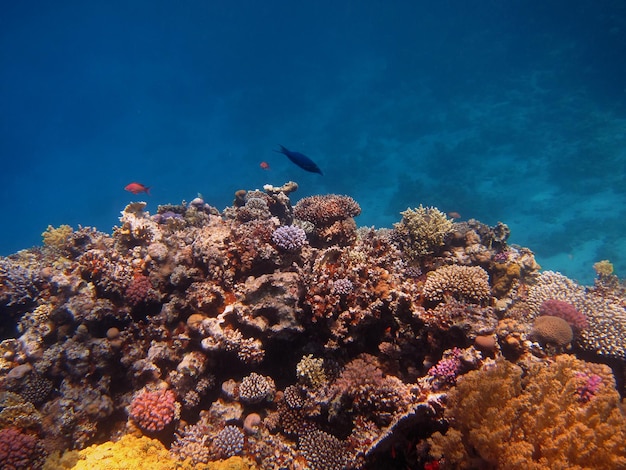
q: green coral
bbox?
[429,355,626,469]
[394,205,453,259]
[296,354,327,388]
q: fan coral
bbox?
[530,316,573,348]
[539,299,588,332]
[393,205,453,258]
[422,265,491,304]
[214,425,245,458]
[0,427,45,470]
[129,389,180,432]
[428,355,626,469]
[238,372,275,404]
[271,225,307,252]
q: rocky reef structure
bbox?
[0,183,625,469]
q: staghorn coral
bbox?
[393,205,453,258]
[539,299,588,332]
[429,355,626,469]
[422,265,491,304]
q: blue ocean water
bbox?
[1,1,625,285]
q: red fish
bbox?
[260,161,270,170]
[125,182,151,195]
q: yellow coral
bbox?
[296,354,327,388]
[42,224,73,251]
[422,265,491,304]
[394,205,453,258]
[429,355,626,469]
[593,259,614,276]
[43,435,257,470]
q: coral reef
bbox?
[0,183,624,469]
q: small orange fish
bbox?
[260,161,270,170]
[447,211,461,219]
[125,182,151,195]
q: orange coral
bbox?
[429,355,626,469]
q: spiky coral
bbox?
[429,355,626,469]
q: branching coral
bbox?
[294,194,361,247]
[429,355,626,469]
[393,205,453,258]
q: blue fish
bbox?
[274,145,323,175]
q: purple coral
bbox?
[272,225,307,252]
[540,299,588,332]
[575,372,602,403]
[214,425,244,458]
[428,347,463,389]
[331,278,354,296]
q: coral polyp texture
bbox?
[0,183,624,469]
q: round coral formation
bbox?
[238,372,276,404]
[129,389,179,432]
[214,425,245,458]
[422,265,491,304]
[0,427,43,470]
[299,429,348,470]
[271,225,307,252]
[293,194,361,225]
[125,274,154,306]
[539,299,588,332]
[531,315,574,347]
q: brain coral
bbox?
[393,205,453,258]
[530,315,574,348]
[129,389,179,432]
[422,265,491,304]
[428,355,626,469]
[539,299,588,332]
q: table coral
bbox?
[429,355,626,469]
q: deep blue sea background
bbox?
[1,1,625,285]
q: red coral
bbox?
[539,299,588,332]
[129,389,179,432]
[125,274,154,306]
[0,427,43,470]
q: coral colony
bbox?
[1,181,626,470]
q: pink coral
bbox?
[125,274,154,306]
[539,299,588,332]
[294,194,361,225]
[129,389,179,432]
[0,427,43,470]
